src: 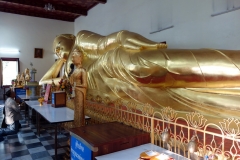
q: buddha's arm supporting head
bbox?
[39,59,65,85]
[39,34,76,85]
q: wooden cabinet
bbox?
[51,91,66,108]
[69,122,150,160]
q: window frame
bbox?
[1,57,20,88]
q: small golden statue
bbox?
[20,72,25,86]
[68,49,87,127]
[38,97,44,106]
[13,79,17,87]
[24,68,31,82]
[16,73,21,86]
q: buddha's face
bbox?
[53,34,75,61]
[72,49,83,65]
[55,42,64,58]
[54,41,69,61]
[25,68,29,74]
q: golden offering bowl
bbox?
[140,151,160,160]
[38,97,44,106]
[140,151,173,160]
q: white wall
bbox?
[1,0,239,84]
[74,0,240,50]
[0,12,74,81]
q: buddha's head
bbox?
[53,34,75,61]
[17,73,20,79]
[25,68,29,74]
[72,48,83,65]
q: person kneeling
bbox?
[0,89,23,142]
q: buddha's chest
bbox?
[72,69,83,78]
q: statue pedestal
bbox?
[26,81,38,98]
[25,68,39,100]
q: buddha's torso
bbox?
[71,68,84,85]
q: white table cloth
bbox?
[95,143,189,160]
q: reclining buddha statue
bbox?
[41,30,240,120]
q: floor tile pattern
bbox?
[0,102,69,160]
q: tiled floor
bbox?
[0,100,69,160]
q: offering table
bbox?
[95,143,190,160]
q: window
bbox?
[0,58,20,87]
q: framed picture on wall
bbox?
[34,48,43,58]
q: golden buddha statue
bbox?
[20,72,25,86]
[46,30,240,120]
[16,73,21,86]
[65,30,167,76]
[69,49,87,127]
[39,34,75,85]
[85,46,240,119]
[24,68,31,82]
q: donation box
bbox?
[51,91,66,107]
[71,136,92,160]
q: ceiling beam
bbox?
[2,0,88,15]
[95,0,107,4]
[0,8,75,22]
[56,5,87,16]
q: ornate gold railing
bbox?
[85,94,240,160]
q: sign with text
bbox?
[14,88,26,101]
[15,88,26,96]
[71,135,91,160]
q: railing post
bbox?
[151,116,154,144]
